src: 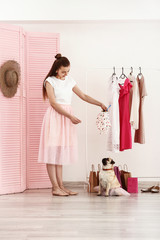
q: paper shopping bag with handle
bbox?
[119,164,132,191]
[96,163,101,186]
[88,164,98,193]
[114,166,122,187]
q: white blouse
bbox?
[106,75,120,152]
[44,75,76,105]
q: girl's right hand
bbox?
[70,115,81,124]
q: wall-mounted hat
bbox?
[0,60,21,98]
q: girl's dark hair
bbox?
[42,53,70,100]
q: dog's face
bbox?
[102,158,115,167]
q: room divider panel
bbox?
[0,24,26,195]
[26,31,60,189]
[0,23,60,194]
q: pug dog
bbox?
[97,158,121,197]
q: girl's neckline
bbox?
[51,76,66,81]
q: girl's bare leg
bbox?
[46,164,69,196]
[56,165,78,195]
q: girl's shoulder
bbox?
[44,76,55,88]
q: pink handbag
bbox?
[127,177,138,193]
[96,105,111,134]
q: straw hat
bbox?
[0,60,21,98]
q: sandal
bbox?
[151,185,159,193]
[141,185,155,193]
[67,191,78,196]
[51,187,69,196]
[59,185,78,196]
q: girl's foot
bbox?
[52,187,69,196]
[59,185,78,195]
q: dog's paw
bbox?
[97,193,101,196]
[105,194,109,197]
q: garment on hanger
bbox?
[128,74,140,130]
[134,74,147,144]
[106,75,120,152]
[119,78,132,151]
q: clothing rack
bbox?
[84,67,160,185]
[85,67,160,71]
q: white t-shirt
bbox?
[44,75,76,104]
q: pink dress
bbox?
[37,75,78,165]
[119,78,132,151]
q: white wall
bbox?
[1,0,160,20]
[1,19,160,182]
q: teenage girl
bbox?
[38,53,107,196]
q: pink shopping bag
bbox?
[127,177,138,193]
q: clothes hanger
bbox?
[130,67,133,75]
[119,67,127,79]
[112,66,116,82]
[112,66,119,83]
[119,67,127,85]
[137,67,142,79]
[112,66,116,76]
[129,67,134,82]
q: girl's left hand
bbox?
[100,103,108,111]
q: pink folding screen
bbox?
[0,24,60,194]
[0,24,26,194]
[26,31,60,189]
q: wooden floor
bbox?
[0,183,160,240]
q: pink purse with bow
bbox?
[96,105,111,134]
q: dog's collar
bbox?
[103,168,113,171]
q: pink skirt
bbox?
[38,104,78,165]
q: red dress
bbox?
[119,78,132,151]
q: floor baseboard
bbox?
[63,180,160,189]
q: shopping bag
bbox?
[127,177,138,193]
[88,164,98,193]
[114,166,122,187]
[96,164,101,186]
[119,164,132,191]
